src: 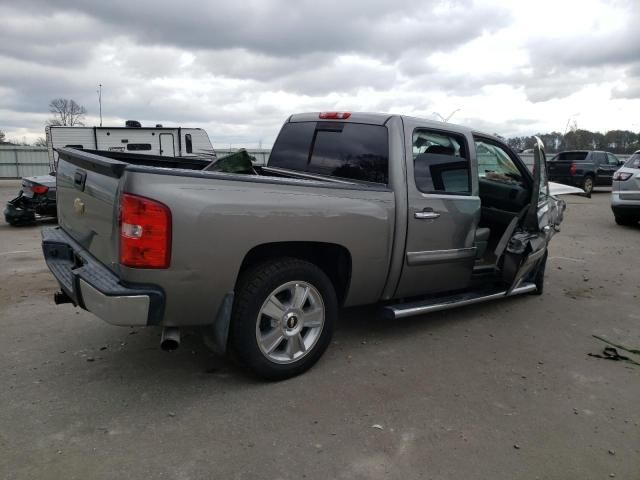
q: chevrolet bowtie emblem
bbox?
[73,198,85,215]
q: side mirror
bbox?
[618,160,625,166]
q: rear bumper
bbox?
[611,192,640,207]
[42,227,165,326]
[611,204,640,216]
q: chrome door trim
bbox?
[406,247,477,266]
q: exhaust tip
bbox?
[54,290,72,305]
[160,327,180,351]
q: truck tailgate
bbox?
[55,148,126,272]
[547,161,574,176]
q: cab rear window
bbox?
[268,122,389,184]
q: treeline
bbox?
[505,129,640,154]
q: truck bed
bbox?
[53,147,396,327]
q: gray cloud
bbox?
[0,0,638,143]
[8,0,510,59]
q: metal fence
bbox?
[0,146,50,178]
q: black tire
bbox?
[581,175,594,195]
[5,213,36,226]
[230,258,337,381]
[614,215,636,226]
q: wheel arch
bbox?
[236,242,352,306]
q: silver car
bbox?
[612,150,640,226]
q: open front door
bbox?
[501,137,553,293]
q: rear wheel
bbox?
[230,258,337,380]
[614,215,637,226]
[581,175,594,195]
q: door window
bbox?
[412,129,470,194]
[606,153,619,165]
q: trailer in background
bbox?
[45,123,214,172]
[5,122,215,226]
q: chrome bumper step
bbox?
[385,282,537,319]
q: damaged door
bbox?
[501,137,553,293]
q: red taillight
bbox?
[613,171,632,181]
[31,185,48,194]
[319,112,351,120]
[119,193,171,269]
[569,162,577,175]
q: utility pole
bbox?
[97,84,103,127]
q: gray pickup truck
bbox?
[42,112,575,379]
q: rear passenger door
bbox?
[593,152,611,185]
[395,126,480,298]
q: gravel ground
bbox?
[0,179,638,480]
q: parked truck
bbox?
[547,150,623,194]
[42,112,580,380]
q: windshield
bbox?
[624,153,640,169]
[475,141,522,184]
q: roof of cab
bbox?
[288,112,477,135]
[289,112,394,126]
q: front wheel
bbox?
[230,258,337,380]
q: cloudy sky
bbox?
[0,0,639,147]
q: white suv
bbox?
[612,150,640,226]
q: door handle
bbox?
[415,208,441,219]
[73,170,86,191]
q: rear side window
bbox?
[413,129,470,194]
[625,153,640,169]
[269,122,389,184]
[127,143,152,151]
[185,134,193,154]
[557,151,588,161]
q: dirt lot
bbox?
[0,179,638,480]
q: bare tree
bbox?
[0,129,6,143]
[33,137,47,146]
[48,98,87,126]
